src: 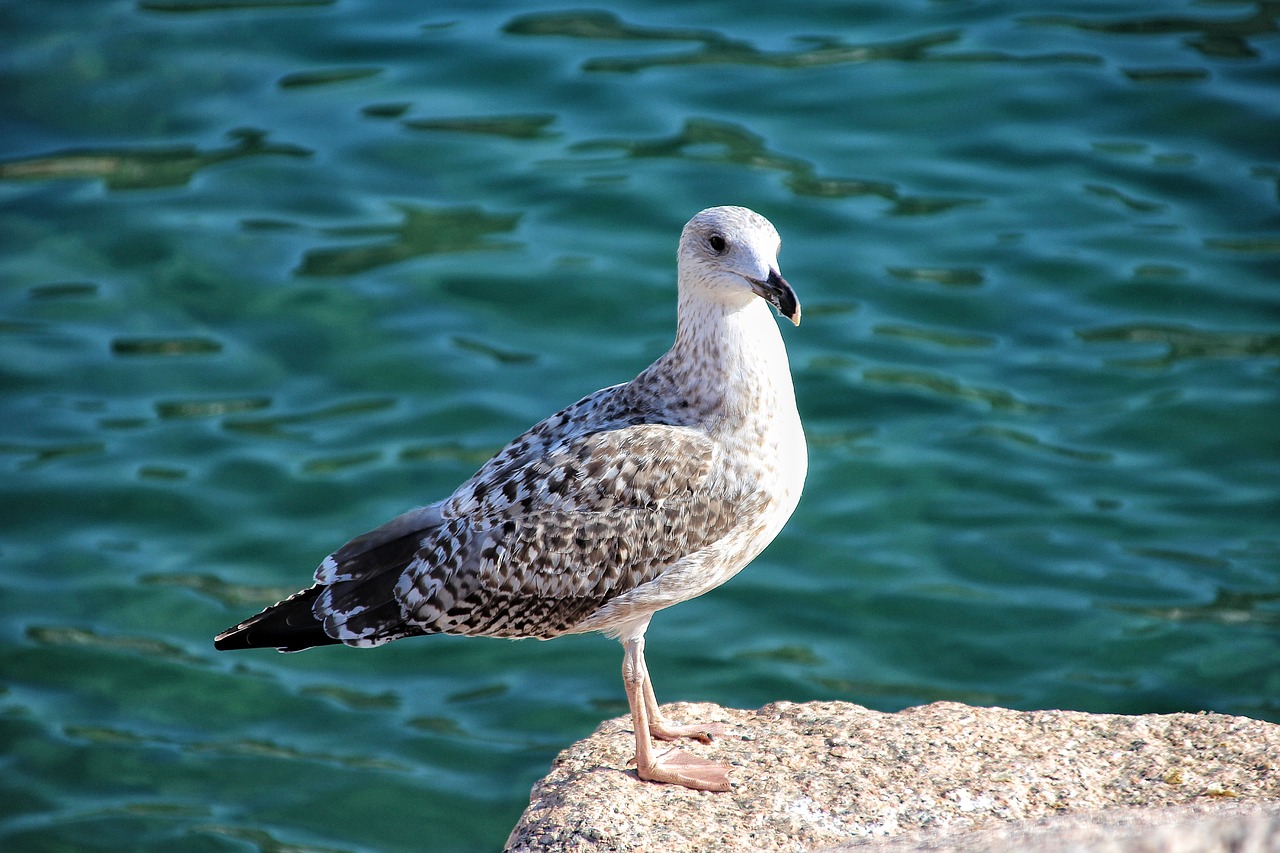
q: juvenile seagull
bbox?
[215,205,806,792]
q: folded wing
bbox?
[216,422,742,651]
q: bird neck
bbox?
[655,290,796,427]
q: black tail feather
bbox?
[216,505,442,653]
[213,585,341,652]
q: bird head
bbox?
[677,206,800,326]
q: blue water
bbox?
[2,1,1278,850]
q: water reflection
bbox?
[973,425,1113,464]
[398,442,495,467]
[300,450,383,476]
[278,67,382,88]
[199,734,408,772]
[111,337,223,357]
[873,324,995,350]
[222,397,396,439]
[362,102,413,119]
[299,684,400,711]
[505,10,1100,72]
[295,204,521,277]
[138,465,188,481]
[27,283,100,300]
[862,367,1057,414]
[573,117,981,212]
[1083,184,1166,214]
[0,440,106,470]
[1115,588,1280,628]
[0,129,310,191]
[26,625,202,665]
[139,0,335,11]
[503,9,718,44]
[181,824,348,853]
[154,397,272,419]
[403,114,557,139]
[886,267,985,287]
[1078,324,1280,367]
[451,335,537,364]
[141,572,296,608]
[1204,235,1280,254]
[1121,67,1210,84]
[734,644,822,665]
[1026,3,1280,61]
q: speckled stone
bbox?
[505,701,1280,852]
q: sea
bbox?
[1,1,1278,850]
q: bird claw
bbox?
[637,747,733,792]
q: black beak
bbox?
[749,269,801,326]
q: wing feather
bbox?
[320,422,743,643]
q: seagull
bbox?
[215,205,807,792]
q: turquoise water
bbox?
[2,0,1278,849]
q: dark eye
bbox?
[708,234,727,254]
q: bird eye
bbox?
[708,234,727,254]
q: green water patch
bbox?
[0,130,310,190]
[294,205,521,277]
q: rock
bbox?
[827,801,1280,852]
[504,701,1280,852]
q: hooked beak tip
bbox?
[751,269,801,327]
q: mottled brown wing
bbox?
[390,423,744,638]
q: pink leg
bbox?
[622,636,732,792]
[637,649,726,743]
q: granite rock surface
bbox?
[505,701,1280,852]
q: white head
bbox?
[677,206,800,326]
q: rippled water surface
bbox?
[2,1,1278,850]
